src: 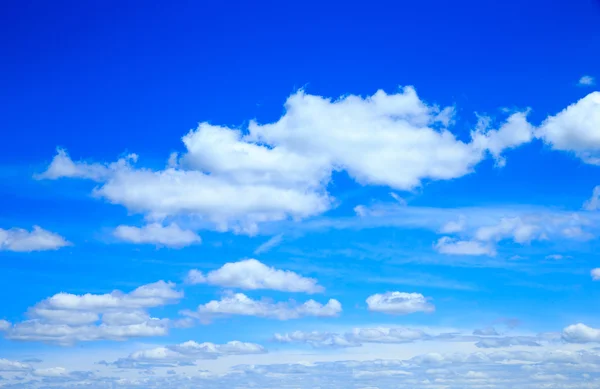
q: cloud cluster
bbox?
[107,340,266,369]
[186,259,323,293]
[3,281,182,344]
[0,226,69,252]
[36,87,545,235]
[188,292,342,321]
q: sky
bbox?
[1,0,600,388]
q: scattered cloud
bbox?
[113,223,201,247]
[537,92,600,164]
[591,268,600,281]
[366,292,435,315]
[434,237,495,256]
[0,226,70,252]
[188,292,341,321]
[186,258,324,293]
[108,340,266,369]
[583,186,600,211]
[578,75,595,86]
[3,281,182,344]
[254,234,283,254]
[562,323,600,343]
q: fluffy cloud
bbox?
[186,259,323,293]
[537,92,600,164]
[0,226,70,252]
[4,281,182,344]
[562,323,600,343]
[190,292,341,320]
[592,268,600,281]
[109,340,266,369]
[366,292,434,315]
[113,223,201,247]
[37,87,536,234]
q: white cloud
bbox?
[583,186,600,211]
[274,327,431,349]
[434,237,495,256]
[37,87,535,234]
[591,268,600,281]
[254,234,283,254]
[0,358,31,372]
[186,259,323,293]
[0,319,10,331]
[537,92,600,164]
[113,223,201,247]
[440,216,466,233]
[471,111,534,167]
[110,340,266,369]
[274,330,361,348]
[578,75,595,86]
[0,226,70,252]
[4,281,182,344]
[192,292,341,320]
[366,292,434,315]
[33,367,70,377]
[562,323,600,343]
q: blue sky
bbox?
[1,1,600,388]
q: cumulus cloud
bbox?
[113,223,201,247]
[562,323,600,343]
[592,268,600,281]
[366,292,434,315]
[578,75,595,86]
[537,92,600,164]
[186,259,323,293]
[37,87,537,234]
[109,340,266,369]
[0,226,70,252]
[4,281,182,344]
[190,292,341,320]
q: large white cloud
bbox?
[3,281,182,344]
[113,223,201,247]
[190,292,341,321]
[186,258,323,293]
[0,226,70,252]
[36,87,536,234]
[366,292,435,315]
[537,92,600,164]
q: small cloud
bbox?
[254,234,283,255]
[578,75,595,87]
[591,268,600,281]
[389,192,407,206]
